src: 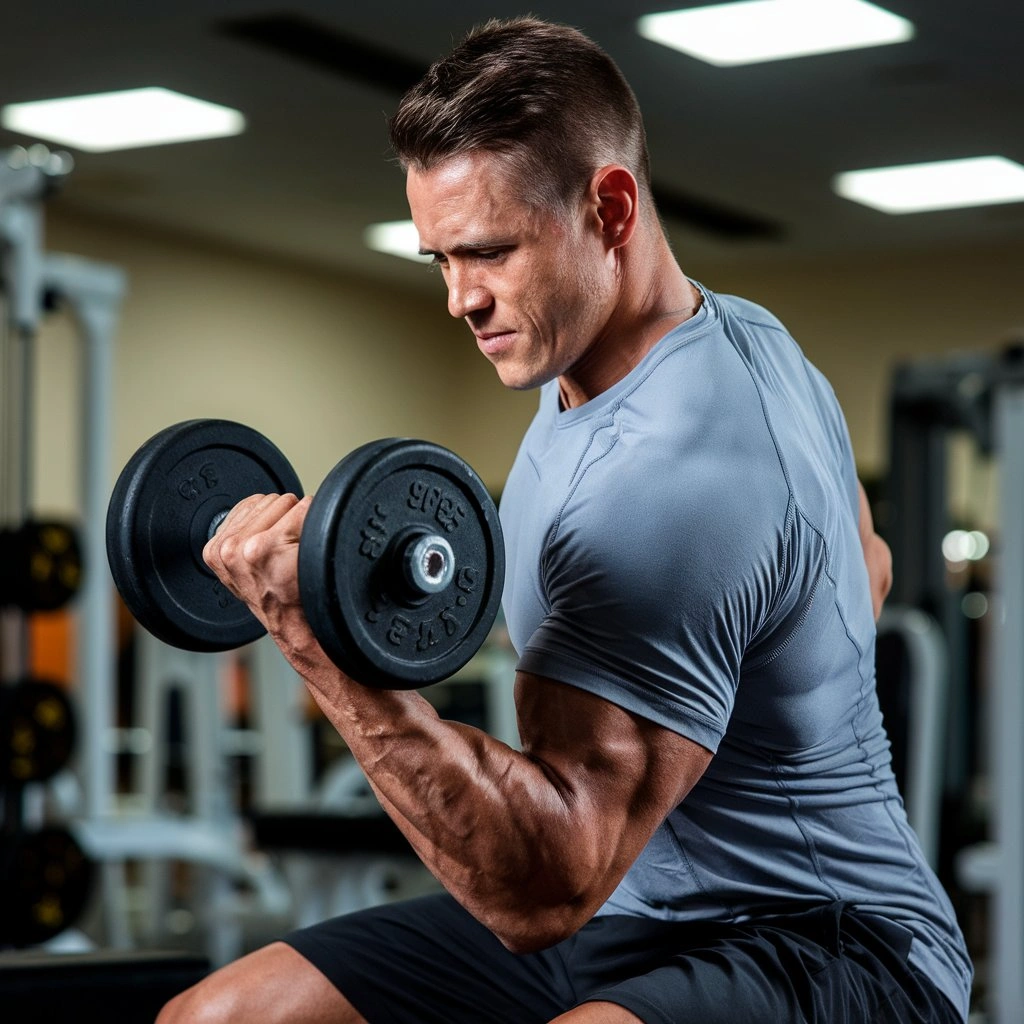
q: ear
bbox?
[588,165,639,251]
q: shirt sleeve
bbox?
[516,438,790,753]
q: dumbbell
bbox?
[106,420,505,689]
[0,520,83,612]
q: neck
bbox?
[558,233,701,410]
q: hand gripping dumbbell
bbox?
[106,420,505,689]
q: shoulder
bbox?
[548,416,791,610]
[716,291,791,334]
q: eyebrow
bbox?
[417,238,513,258]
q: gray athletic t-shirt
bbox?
[500,285,972,1018]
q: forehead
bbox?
[406,151,549,246]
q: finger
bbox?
[203,494,267,572]
[202,495,269,578]
[204,492,307,588]
[229,492,299,535]
[217,493,276,536]
[207,493,291,560]
[278,493,312,538]
[237,494,305,563]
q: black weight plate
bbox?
[24,520,84,611]
[0,678,76,784]
[0,827,94,947]
[299,439,505,689]
[106,420,302,651]
[0,520,83,611]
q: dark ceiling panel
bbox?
[219,13,426,96]
[651,182,785,240]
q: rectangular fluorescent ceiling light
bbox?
[364,220,433,263]
[834,156,1024,214]
[0,88,245,152]
[637,0,914,66]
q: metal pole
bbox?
[0,188,45,681]
[990,381,1024,1024]
[875,606,948,868]
[45,254,127,819]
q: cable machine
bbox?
[886,348,1024,1024]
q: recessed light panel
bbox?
[364,220,433,263]
[637,0,914,67]
[1,88,245,152]
[834,157,1024,214]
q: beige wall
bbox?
[689,242,1024,478]
[28,209,1024,521]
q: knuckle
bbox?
[242,534,266,565]
[218,534,241,563]
[202,542,217,570]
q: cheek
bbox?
[554,248,595,299]
[571,235,611,287]
[567,254,612,322]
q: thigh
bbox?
[578,923,835,1024]
[284,892,575,1024]
[568,905,961,1024]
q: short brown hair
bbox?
[388,17,652,213]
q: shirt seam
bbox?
[551,307,718,430]
[770,752,843,902]
[726,315,867,676]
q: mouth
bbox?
[473,329,516,357]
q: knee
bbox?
[155,988,190,1024]
[155,990,186,1024]
[155,941,357,1024]
[156,980,237,1024]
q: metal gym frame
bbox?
[1,148,126,821]
[888,349,1024,1023]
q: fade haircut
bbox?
[388,17,653,215]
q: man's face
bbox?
[406,150,617,393]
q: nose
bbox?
[446,265,492,320]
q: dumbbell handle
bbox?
[206,509,231,540]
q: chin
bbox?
[493,361,552,393]
[498,373,546,393]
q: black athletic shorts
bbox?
[284,892,961,1024]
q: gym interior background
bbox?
[1,1,1022,1021]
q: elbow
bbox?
[484,895,597,955]
[468,824,621,953]
[493,917,580,956]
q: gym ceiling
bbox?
[0,0,1020,292]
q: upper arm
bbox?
[516,453,787,754]
[514,671,713,921]
[857,480,893,620]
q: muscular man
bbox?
[160,18,970,1023]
